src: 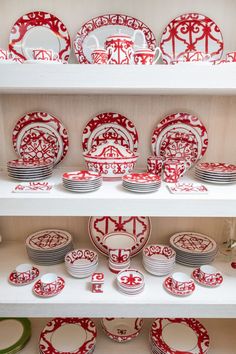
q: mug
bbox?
[226,52,236,62]
[133,47,162,65]
[40,273,58,293]
[163,159,187,183]
[147,155,163,175]
[91,49,108,64]
[15,263,33,281]
[171,272,195,292]
[183,51,211,62]
[0,48,12,61]
[32,49,58,61]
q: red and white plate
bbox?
[117,269,145,295]
[73,14,156,64]
[33,276,65,297]
[9,267,39,286]
[9,11,71,61]
[82,112,139,153]
[123,173,161,184]
[150,318,210,354]
[101,318,143,343]
[152,113,208,170]
[196,162,236,173]
[39,318,97,354]
[12,112,69,165]
[63,170,101,182]
[62,170,102,193]
[88,216,151,257]
[160,13,223,64]
[167,182,208,194]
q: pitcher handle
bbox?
[87,35,100,50]
[153,47,162,64]
[133,30,147,48]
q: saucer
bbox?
[163,276,195,296]
[192,268,223,287]
[8,267,39,286]
[33,276,65,297]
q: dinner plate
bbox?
[9,11,71,61]
[160,12,223,64]
[0,318,31,354]
[74,13,156,63]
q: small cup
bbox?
[163,159,186,183]
[0,48,12,61]
[183,51,211,62]
[32,48,58,61]
[91,49,108,64]
[40,273,58,293]
[147,155,163,175]
[171,272,194,291]
[15,263,33,281]
[133,47,161,65]
[198,265,221,283]
[226,52,236,62]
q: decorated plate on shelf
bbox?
[160,13,223,64]
[0,318,31,353]
[73,13,156,63]
[88,216,151,257]
[12,112,69,165]
[9,11,71,61]
[82,112,139,153]
[39,317,97,354]
[151,112,208,169]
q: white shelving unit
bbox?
[1,0,236,352]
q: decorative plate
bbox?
[33,277,65,298]
[82,112,139,153]
[9,11,71,61]
[9,267,39,286]
[160,13,223,64]
[196,162,236,174]
[163,277,195,296]
[151,318,210,354]
[73,14,156,63]
[101,318,143,342]
[62,171,101,182]
[0,318,31,354]
[26,229,72,251]
[192,268,223,287]
[151,112,208,169]
[88,216,151,257]
[39,317,97,354]
[117,269,144,288]
[123,173,161,184]
[170,232,217,254]
[12,112,69,165]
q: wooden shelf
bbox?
[1,64,236,95]
[0,241,235,318]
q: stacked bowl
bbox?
[65,249,98,278]
[7,158,53,181]
[116,269,145,295]
[62,170,102,192]
[122,172,161,193]
[143,244,176,276]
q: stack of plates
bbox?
[0,318,31,354]
[26,229,73,265]
[150,318,210,354]
[122,172,161,193]
[116,269,145,295]
[195,162,236,184]
[62,170,102,192]
[39,318,97,354]
[170,232,218,267]
[7,158,53,181]
[65,249,98,278]
[143,244,176,276]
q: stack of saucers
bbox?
[170,232,218,267]
[143,244,176,276]
[26,229,73,265]
[65,249,98,278]
[122,172,161,193]
[195,162,236,184]
[7,158,53,181]
[62,170,102,192]
[116,269,145,295]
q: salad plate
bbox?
[88,216,151,257]
[9,11,71,61]
[160,13,223,64]
[151,112,208,169]
[82,112,139,153]
[0,318,31,353]
[12,112,69,165]
[74,14,156,63]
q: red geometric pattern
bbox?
[27,229,72,250]
[160,13,223,64]
[170,232,216,253]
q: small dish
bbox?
[9,265,39,286]
[192,265,223,287]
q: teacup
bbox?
[0,48,12,61]
[198,265,222,284]
[163,159,187,183]
[183,51,211,62]
[133,47,162,65]
[91,49,108,64]
[226,52,236,62]
[40,273,58,293]
[171,272,194,292]
[32,48,59,61]
[147,155,163,175]
[15,263,33,281]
